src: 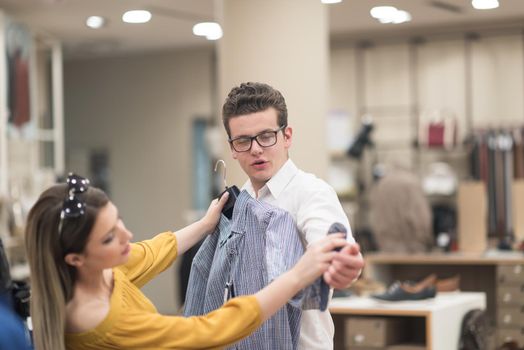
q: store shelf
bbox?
[365,251,524,266]
[363,252,524,349]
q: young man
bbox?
[222,82,364,349]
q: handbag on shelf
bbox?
[418,110,457,149]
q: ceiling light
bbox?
[122,10,152,24]
[86,16,106,29]
[370,6,397,19]
[391,10,412,24]
[471,0,499,10]
[321,0,343,4]
[193,22,223,41]
[370,6,411,24]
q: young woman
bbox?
[25,174,348,350]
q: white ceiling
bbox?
[1,0,524,58]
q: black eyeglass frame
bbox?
[58,173,90,236]
[228,125,287,152]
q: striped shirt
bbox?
[184,190,323,350]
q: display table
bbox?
[330,292,486,350]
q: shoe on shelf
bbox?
[405,273,437,290]
[371,281,436,302]
[349,278,386,296]
[406,273,460,293]
[436,275,460,292]
[498,340,524,350]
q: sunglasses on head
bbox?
[58,173,90,235]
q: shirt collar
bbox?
[242,159,298,199]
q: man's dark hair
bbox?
[222,82,288,137]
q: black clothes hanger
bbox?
[215,160,240,220]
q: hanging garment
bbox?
[495,137,504,237]
[469,136,480,180]
[479,136,490,185]
[184,190,323,350]
[495,134,506,238]
[514,128,524,179]
[501,133,514,237]
[7,51,30,128]
[487,132,498,236]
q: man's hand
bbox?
[323,243,364,289]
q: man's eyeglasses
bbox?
[58,173,90,235]
[228,125,287,152]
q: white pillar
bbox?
[51,40,64,175]
[217,0,329,185]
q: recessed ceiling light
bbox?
[193,22,223,41]
[391,10,412,24]
[370,6,411,24]
[321,0,342,4]
[471,0,499,10]
[86,16,106,29]
[122,10,152,24]
[370,6,398,19]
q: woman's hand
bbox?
[289,234,349,289]
[200,192,229,233]
[175,193,229,255]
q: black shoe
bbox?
[371,281,436,302]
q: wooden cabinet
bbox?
[363,252,524,348]
[496,263,524,346]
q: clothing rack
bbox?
[468,127,524,241]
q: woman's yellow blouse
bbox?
[65,232,262,349]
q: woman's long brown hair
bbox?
[25,184,108,350]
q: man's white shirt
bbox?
[243,159,354,350]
